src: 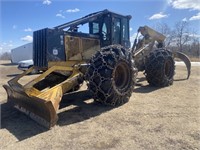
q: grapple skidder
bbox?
[3,9,191,128]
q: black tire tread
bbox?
[145,49,175,87]
[86,45,137,106]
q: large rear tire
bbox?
[145,49,175,87]
[86,45,137,106]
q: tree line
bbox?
[153,21,200,59]
[0,52,11,60]
[0,21,199,60]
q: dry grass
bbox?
[0,60,200,150]
[190,57,200,62]
[174,57,200,62]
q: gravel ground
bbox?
[0,60,200,150]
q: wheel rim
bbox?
[113,62,130,90]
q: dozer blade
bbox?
[3,65,83,128]
[174,51,191,79]
[3,84,58,128]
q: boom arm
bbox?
[54,9,109,30]
[138,26,166,43]
[132,25,166,54]
[132,25,191,79]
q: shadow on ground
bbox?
[0,90,113,141]
[6,73,21,77]
[58,90,113,126]
[1,63,17,66]
[134,77,160,93]
[134,85,160,93]
[0,100,48,141]
[134,76,188,93]
[174,78,188,81]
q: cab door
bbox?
[89,14,111,47]
[112,17,130,48]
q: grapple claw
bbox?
[174,51,191,79]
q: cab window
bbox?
[122,18,129,41]
[113,18,121,44]
[91,22,99,34]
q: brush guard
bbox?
[3,65,83,128]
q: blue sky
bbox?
[0,0,200,54]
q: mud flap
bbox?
[174,51,191,79]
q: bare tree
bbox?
[0,52,11,60]
[190,34,200,58]
[172,21,191,52]
[154,22,173,48]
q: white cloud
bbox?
[56,8,80,20]
[182,18,188,21]
[66,8,80,13]
[189,33,200,38]
[189,12,200,20]
[24,28,32,32]
[130,27,133,31]
[43,0,51,5]
[21,35,33,42]
[149,12,169,20]
[169,0,200,10]
[0,41,14,54]
[56,13,65,19]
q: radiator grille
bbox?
[33,28,48,68]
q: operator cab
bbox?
[89,11,131,48]
[63,10,131,48]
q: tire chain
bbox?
[85,45,137,106]
[145,49,175,86]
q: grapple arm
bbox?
[173,51,191,79]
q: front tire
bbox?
[86,45,137,106]
[145,49,175,87]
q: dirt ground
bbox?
[0,60,199,150]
